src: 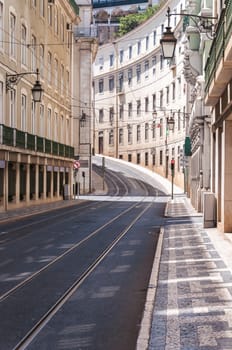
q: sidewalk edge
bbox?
[136,227,164,350]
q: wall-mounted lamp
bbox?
[80,110,87,127]
[6,68,43,102]
[160,7,217,59]
[152,109,157,118]
[167,115,175,131]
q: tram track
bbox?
[0,200,147,303]
[14,201,153,350]
[0,200,154,350]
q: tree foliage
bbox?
[118,5,161,36]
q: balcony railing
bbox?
[74,26,98,38]
[0,124,74,159]
[205,1,232,94]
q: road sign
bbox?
[73,160,80,169]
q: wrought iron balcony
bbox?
[0,124,74,159]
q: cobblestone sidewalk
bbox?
[149,197,232,350]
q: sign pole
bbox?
[171,159,175,200]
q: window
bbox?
[119,104,124,120]
[10,13,16,58]
[177,110,181,131]
[119,50,124,63]
[109,107,114,124]
[119,128,123,144]
[9,90,16,127]
[152,121,156,139]
[60,115,64,142]
[47,108,51,138]
[159,150,163,165]
[153,30,157,45]
[66,70,70,96]
[61,15,65,42]
[21,25,27,65]
[48,51,52,85]
[66,118,70,145]
[160,55,163,70]
[137,125,141,142]
[128,154,132,162]
[166,86,169,104]
[152,94,156,111]
[0,81,3,124]
[128,102,132,118]
[160,119,163,137]
[61,64,64,95]
[137,153,140,164]
[48,4,52,26]
[109,54,114,66]
[0,2,3,49]
[31,35,36,70]
[32,0,36,7]
[128,125,132,144]
[145,123,149,141]
[118,72,123,92]
[152,154,156,166]
[136,100,141,116]
[129,46,132,59]
[21,94,27,131]
[99,79,104,93]
[178,76,181,97]
[109,76,114,91]
[39,104,44,136]
[144,60,149,78]
[172,82,176,100]
[145,152,149,166]
[31,101,36,134]
[54,112,58,141]
[54,58,58,90]
[145,97,149,112]
[152,56,156,75]
[54,5,58,34]
[109,129,114,145]
[137,41,141,55]
[146,36,149,50]
[128,68,132,85]
[39,45,44,79]
[160,90,163,108]
[40,0,45,17]
[99,109,104,123]
[136,65,141,83]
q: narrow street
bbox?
[0,159,167,349]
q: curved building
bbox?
[93,0,189,189]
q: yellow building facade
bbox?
[0,0,79,210]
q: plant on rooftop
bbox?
[117,5,161,36]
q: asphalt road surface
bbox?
[0,158,168,350]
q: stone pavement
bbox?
[138,195,232,350]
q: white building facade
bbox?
[93,0,190,189]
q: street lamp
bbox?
[160,7,217,59]
[160,8,177,59]
[6,68,43,102]
[167,115,175,131]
